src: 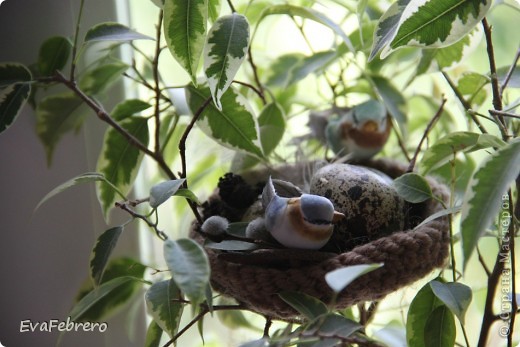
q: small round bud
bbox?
[245,217,270,241]
[201,216,229,236]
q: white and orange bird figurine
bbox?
[326,100,390,160]
[262,177,344,250]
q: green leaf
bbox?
[461,139,520,270]
[216,297,257,330]
[174,188,201,205]
[74,258,147,321]
[204,13,250,109]
[371,0,491,60]
[420,131,505,173]
[204,240,259,251]
[278,291,328,320]
[145,279,184,338]
[265,53,304,87]
[304,314,362,339]
[111,99,152,121]
[497,65,520,88]
[258,5,354,53]
[79,61,129,95]
[371,75,407,129]
[258,102,285,155]
[406,280,443,347]
[35,172,125,212]
[424,305,456,347]
[325,263,383,293]
[70,276,145,321]
[96,117,149,219]
[36,92,87,164]
[37,36,72,76]
[457,72,489,106]
[0,63,32,134]
[414,206,462,229]
[163,0,208,84]
[186,83,263,158]
[85,22,153,42]
[208,0,221,22]
[149,179,186,208]
[163,238,210,306]
[393,173,433,203]
[430,281,472,324]
[287,51,337,87]
[145,320,163,347]
[90,226,124,286]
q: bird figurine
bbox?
[261,177,344,250]
[326,100,391,160]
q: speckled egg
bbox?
[310,163,406,252]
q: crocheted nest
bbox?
[190,159,450,320]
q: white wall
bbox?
[0,0,146,346]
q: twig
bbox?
[442,72,489,134]
[70,0,85,80]
[477,246,491,277]
[489,109,520,120]
[179,96,213,179]
[407,98,446,172]
[391,121,412,162]
[115,201,168,240]
[500,45,520,96]
[482,18,503,112]
[226,0,236,13]
[153,10,164,154]
[263,317,272,337]
[233,80,266,104]
[247,45,266,104]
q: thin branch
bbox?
[263,317,273,337]
[482,18,503,112]
[70,0,85,80]
[115,201,168,240]
[500,45,520,96]
[391,120,412,162]
[407,98,446,172]
[226,0,236,13]
[442,71,489,134]
[477,246,491,277]
[233,80,266,103]
[179,96,213,179]
[153,10,164,155]
[247,45,266,104]
[489,109,520,120]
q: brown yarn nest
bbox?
[190,159,450,320]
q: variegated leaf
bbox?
[0,63,32,134]
[461,139,520,270]
[204,13,250,110]
[163,0,208,84]
[370,0,491,60]
[186,84,263,158]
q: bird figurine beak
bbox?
[262,177,345,250]
[326,100,390,160]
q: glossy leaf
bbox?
[97,117,149,219]
[0,63,32,134]
[70,276,144,321]
[90,226,124,286]
[371,75,407,129]
[145,279,184,338]
[258,5,354,52]
[85,22,153,42]
[406,280,443,346]
[325,263,383,293]
[79,61,129,95]
[164,238,210,306]
[74,258,147,321]
[145,320,163,347]
[304,313,362,339]
[279,291,328,320]
[414,206,462,229]
[111,99,152,121]
[36,92,86,164]
[186,84,263,158]
[393,173,433,203]
[204,13,250,109]
[258,102,285,155]
[204,240,259,251]
[163,0,208,83]
[149,179,186,208]
[420,131,506,174]
[35,172,124,212]
[424,306,456,347]
[37,36,72,76]
[461,139,520,270]
[371,0,491,60]
[430,280,472,324]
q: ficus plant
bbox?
[1,0,519,346]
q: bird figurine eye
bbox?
[261,177,344,250]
